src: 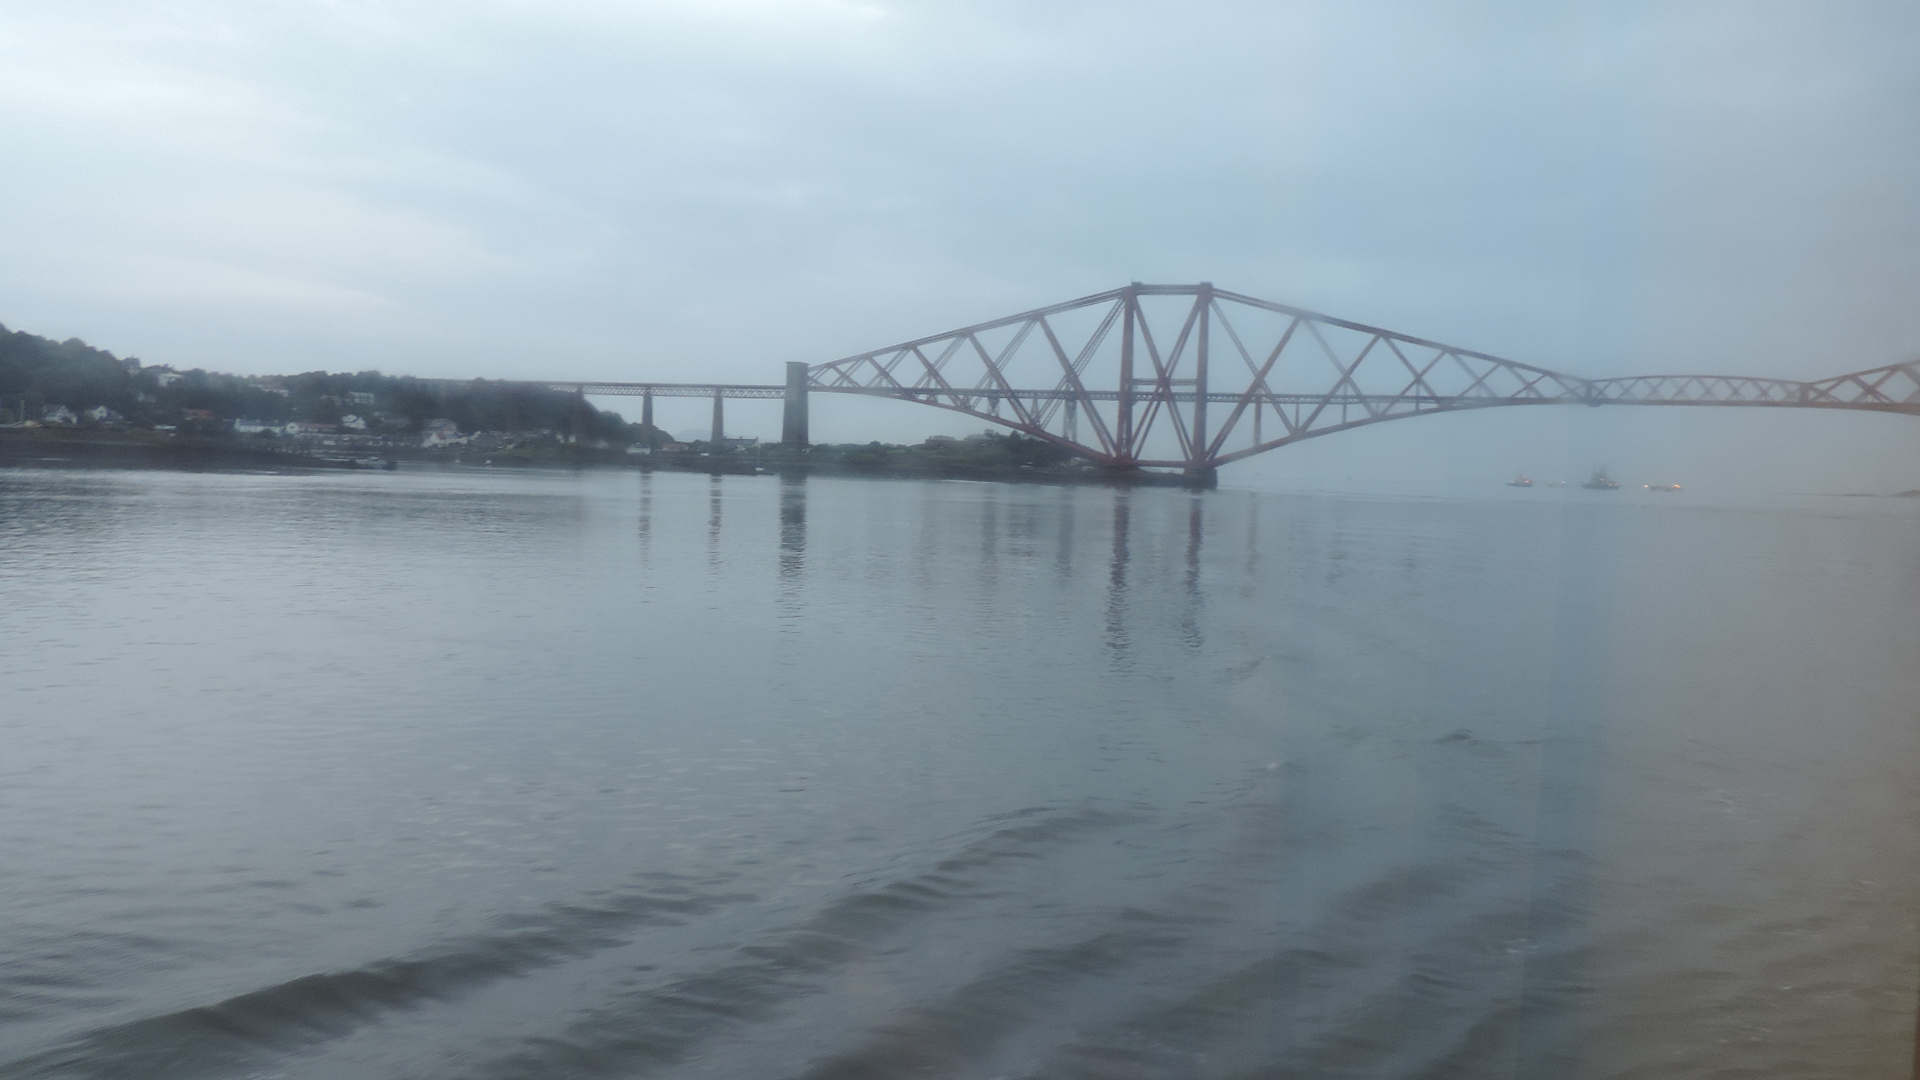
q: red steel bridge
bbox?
[537,283,1920,479]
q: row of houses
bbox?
[232,416,377,436]
[18,404,127,427]
[233,416,466,447]
[15,402,599,453]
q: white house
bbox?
[420,419,464,447]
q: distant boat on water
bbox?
[1507,474,1533,488]
[1583,468,1620,490]
[1643,483,1682,492]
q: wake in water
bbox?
[3,751,1577,1080]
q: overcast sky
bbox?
[2,1,1916,489]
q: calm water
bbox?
[1,468,1917,1080]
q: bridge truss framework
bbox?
[541,284,1919,474]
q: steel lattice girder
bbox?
[803,284,1920,469]
[544,383,786,399]
[479,286,1915,469]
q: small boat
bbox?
[1642,483,1681,492]
[1507,474,1533,488]
[1583,468,1620,490]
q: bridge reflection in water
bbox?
[733,478,1605,1073]
[621,470,1912,1076]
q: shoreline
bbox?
[0,428,366,473]
[0,429,1213,488]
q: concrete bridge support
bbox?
[569,390,591,445]
[710,391,725,446]
[782,361,809,447]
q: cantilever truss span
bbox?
[806,283,1920,471]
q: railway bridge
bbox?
[536,283,1920,482]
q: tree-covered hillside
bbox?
[0,323,641,442]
